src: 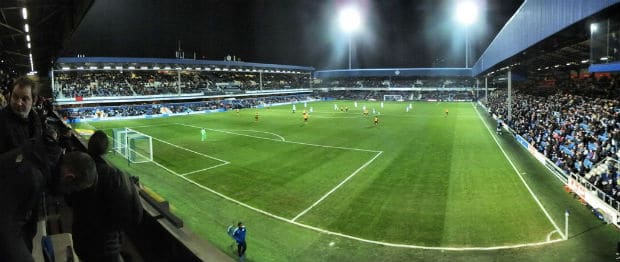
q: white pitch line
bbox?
[291,151,383,221]
[133,129,229,164]
[232,129,285,142]
[178,123,380,153]
[154,158,568,250]
[180,162,230,176]
[136,120,567,250]
[472,103,566,240]
[546,230,558,242]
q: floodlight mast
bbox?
[339,7,361,70]
[455,1,478,68]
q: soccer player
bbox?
[354,101,358,108]
[345,106,349,112]
[380,101,384,108]
[374,115,379,126]
[303,111,308,124]
[363,107,369,116]
[444,108,449,117]
[292,104,296,113]
[309,107,313,113]
[201,128,207,141]
[255,111,259,122]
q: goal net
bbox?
[113,128,153,164]
[383,95,404,101]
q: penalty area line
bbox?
[180,162,230,176]
[291,151,383,222]
[144,128,567,250]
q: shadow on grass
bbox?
[568,222,609,239]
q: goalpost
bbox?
[113,128,153,164]
[383,94,404,102]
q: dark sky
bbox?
[63,0,523,69]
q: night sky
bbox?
[63,0,523,69]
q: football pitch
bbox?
[73,101,618,261]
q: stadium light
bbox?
[590,23,598,33]
[22,8,28,20]
[338,6,362,70]
[454,1,478,68]
[24,24,29,33]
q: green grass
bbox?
[73,101,619,261]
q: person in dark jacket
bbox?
[0,136,62,262]
[66,134,143,262]
[88,130,109,163]
[0,76,43,154]
[232,222,247,262]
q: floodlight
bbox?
[22,8,27,20]
[455,1,478,26]
[24,24,29,32]
[590,23,598,33]
[339,7,361,33]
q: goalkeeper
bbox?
[201,128,207,142]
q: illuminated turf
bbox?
[73,101,616,261]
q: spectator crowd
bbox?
[54,70,310,99]
[486,75,620,203]
[0,76,143,261]
[58,94,312,121]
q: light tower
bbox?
[455,1,479,68]
[339,7,361,70]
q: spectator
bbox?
[0,136,63,262]
[66,136,143,262]
[0,92,6,109]
[0,76,43,154]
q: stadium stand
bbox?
[485,74,620,204]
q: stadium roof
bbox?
[55,57,315,72]
[473,0,620,77]
[315,68,471,78]
[0,0,93,75]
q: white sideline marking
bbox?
[230,129,285,142]
[180,162,230,176]
[291,151,383,221]
[178,123,380,153]
[477,102,568,185]
[472,103,566,240]
[154,151,566,251]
